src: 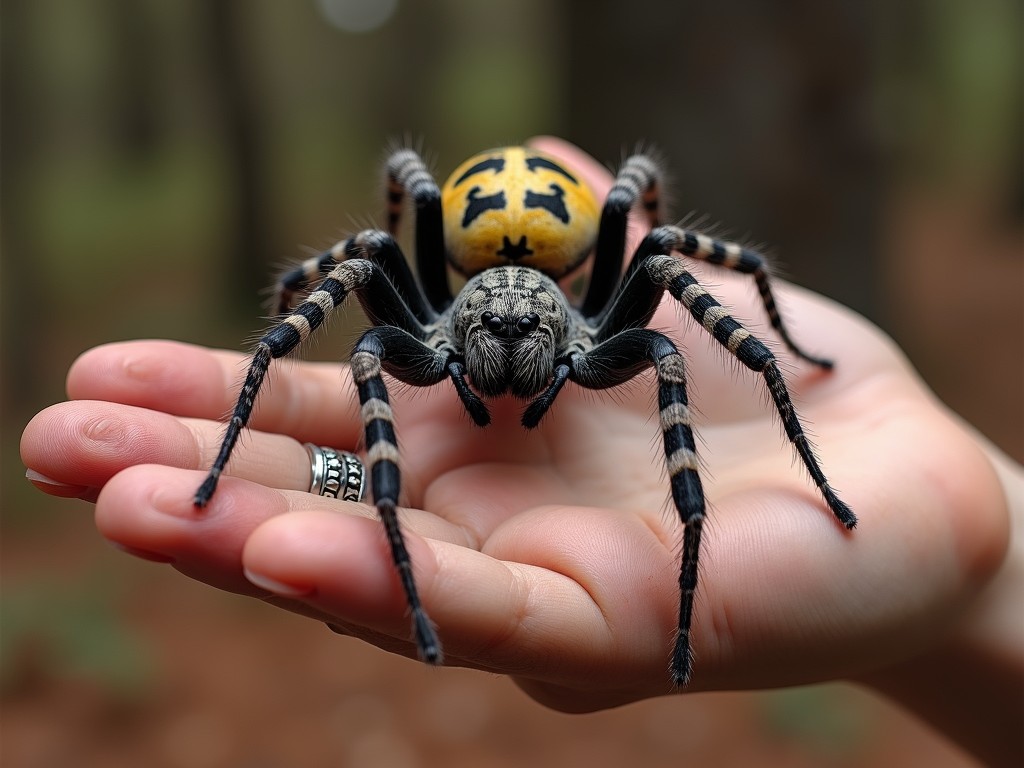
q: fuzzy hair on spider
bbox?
[195,144,855,688]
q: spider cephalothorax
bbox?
[196,144,855,687]
[449,267,578,398]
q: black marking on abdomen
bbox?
[463,186,506,227]
[524,183,569,223]
[453,157,505,186]
[496,235,534,260]
[525,155,578,184]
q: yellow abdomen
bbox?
[441,147,599,278]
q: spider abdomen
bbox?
[440,147,600,279]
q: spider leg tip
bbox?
[412,610,444,666]
[422,647,444,666]
[193,478,218,508]
[193,468,224,512]
[829,497,858,530]
[670,640,694,689]
[521,400,547,429]
[669,665,692,690]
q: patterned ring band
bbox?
[304,444,366,503]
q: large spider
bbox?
[195,145,856,687]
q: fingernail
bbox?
[25,469,93,498]
[244,568,314,598]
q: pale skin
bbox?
[20,137,1021,764]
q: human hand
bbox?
[20,138,1009,715]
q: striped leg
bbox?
[350,329,444,663]
[273,231,436,324]
[581,153,664,317]
[654,224,833,369]
[385,149,451,313]
[196,260,373,506]
[645,254,857,529]
[195,256,429,507]
[652,341,706,688]
[273,238,348,316]
[541,328,706,686]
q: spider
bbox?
[195,144,856,687]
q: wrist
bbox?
[858,445,1023,767]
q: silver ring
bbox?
[305,444,366,503]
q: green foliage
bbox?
[760,685,874,758]
[0,571,153,696]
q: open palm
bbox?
[21,139,1006,713]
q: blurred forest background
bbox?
[2,1,1020,766]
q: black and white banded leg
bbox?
[197,259,369,506]
[582,153,664,317]
[273,149,448,317]
[642,253,856,528]
[524,328,707,686]
[529,256,856,685]
[654,225,832,369]
[197,256,413,506]
[196,251,487,665]
[274,230,437,323]
[273,238,349,316]
[347,328,456,663]
[385,148,451,313]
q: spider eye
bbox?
[516,313,540,335]
[481,311,505,333]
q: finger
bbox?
[67,340,363,447]
[21,399,312,496]
[96,464,295,594]
[241,502,678,690]
[20,394,550,516]
[94,464,389,628]
[94,463,469,608]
